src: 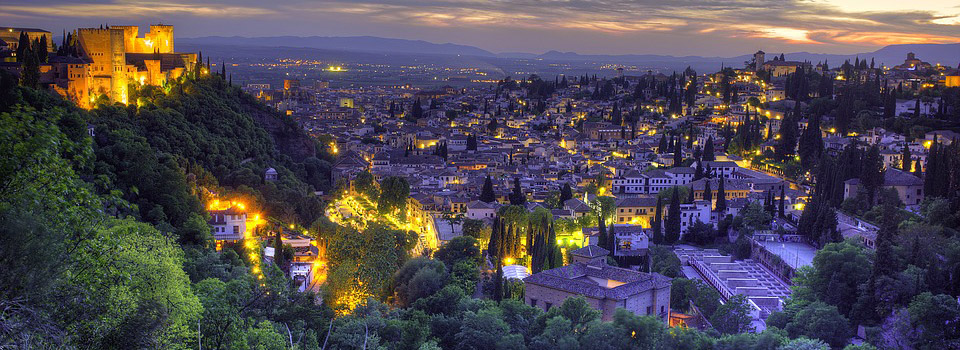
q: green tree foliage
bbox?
[435,236,481,268]
[711,294,755,334]
[793,240,872,318]
[325,223,417,311]
[353,171,379,200]
[907,292,960,349]
[769,301,850,348]
[393,258,449,307]
[0,104,203,348]
[378,176,410,217]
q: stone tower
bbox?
[754,50,765,72]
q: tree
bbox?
[393,258,448,307]
[797,240,872,318]
[900,144,912,172]
[711,294,754,334]
[652,196,664,245]
[798,114,823,169]
[353,171,378,199]
[378,176,410,217]
[779,186,786,218]
[559,183,573,205]
[467,134,478,151]
[530,317,579,350]
[19,38,40,89]
[908,292,960,348]
[509,177,526,205]
[704,180,713,206]
[674,135,683,166]
[665,187,682,244]
[597,214,608,250]
[703,137,716,161]
[777,114,799,161]
[860,145,884,206]
[455,308,512,350]
[783,302,851,348]
[684,221,715,245]
[716,179,727,213]
[462,219,488,242]
[434,236,480,269]
[480,176,496,203]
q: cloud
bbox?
[0,0,274,18]
[0,0,956,54]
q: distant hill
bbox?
[532,44,960,68]
[180,35,495,57]
[178,35,959,73]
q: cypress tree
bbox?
[658,134,668,154]
[704,180,713,206]
[798,114,823,169]
[559,183,573,205]
[778,186,786,218]
[703,136,715,161]
[687,186,695,203]
[16,32,29,63]
[19,40,39,89]
[716,179,727,213]
[597,215,607,249]
[493,262,504,301]
[901,144,912,171]
[509,177,526,205]
[674,136,683,166]
[607,223,617,254]
[665,187,681,244]
[860,145,884,206]
[652,197,664,244]
[480,176,496,203]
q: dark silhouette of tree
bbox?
[559,183,573,204]
[703,136,715,161]
[652,197,664,245]
[716,179,727,213]
[509,177,526,205]
[480,176,496,203]
[901,144,911,171]
[860,145,884,206]
[665,187,681,244]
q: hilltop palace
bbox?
[1,24,197,109]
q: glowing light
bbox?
[504,257,515,265]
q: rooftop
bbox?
[523,261,671,300]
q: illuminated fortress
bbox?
[42,24,197,108]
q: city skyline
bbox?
[1,0,958,56]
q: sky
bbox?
[1,0,959,56]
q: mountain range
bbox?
[180,35,960,70]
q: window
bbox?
[530,299,537,307]
[661,306,665,314]
[233,226,240,234]
[545,302,552,310]
[646,306,652,315]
